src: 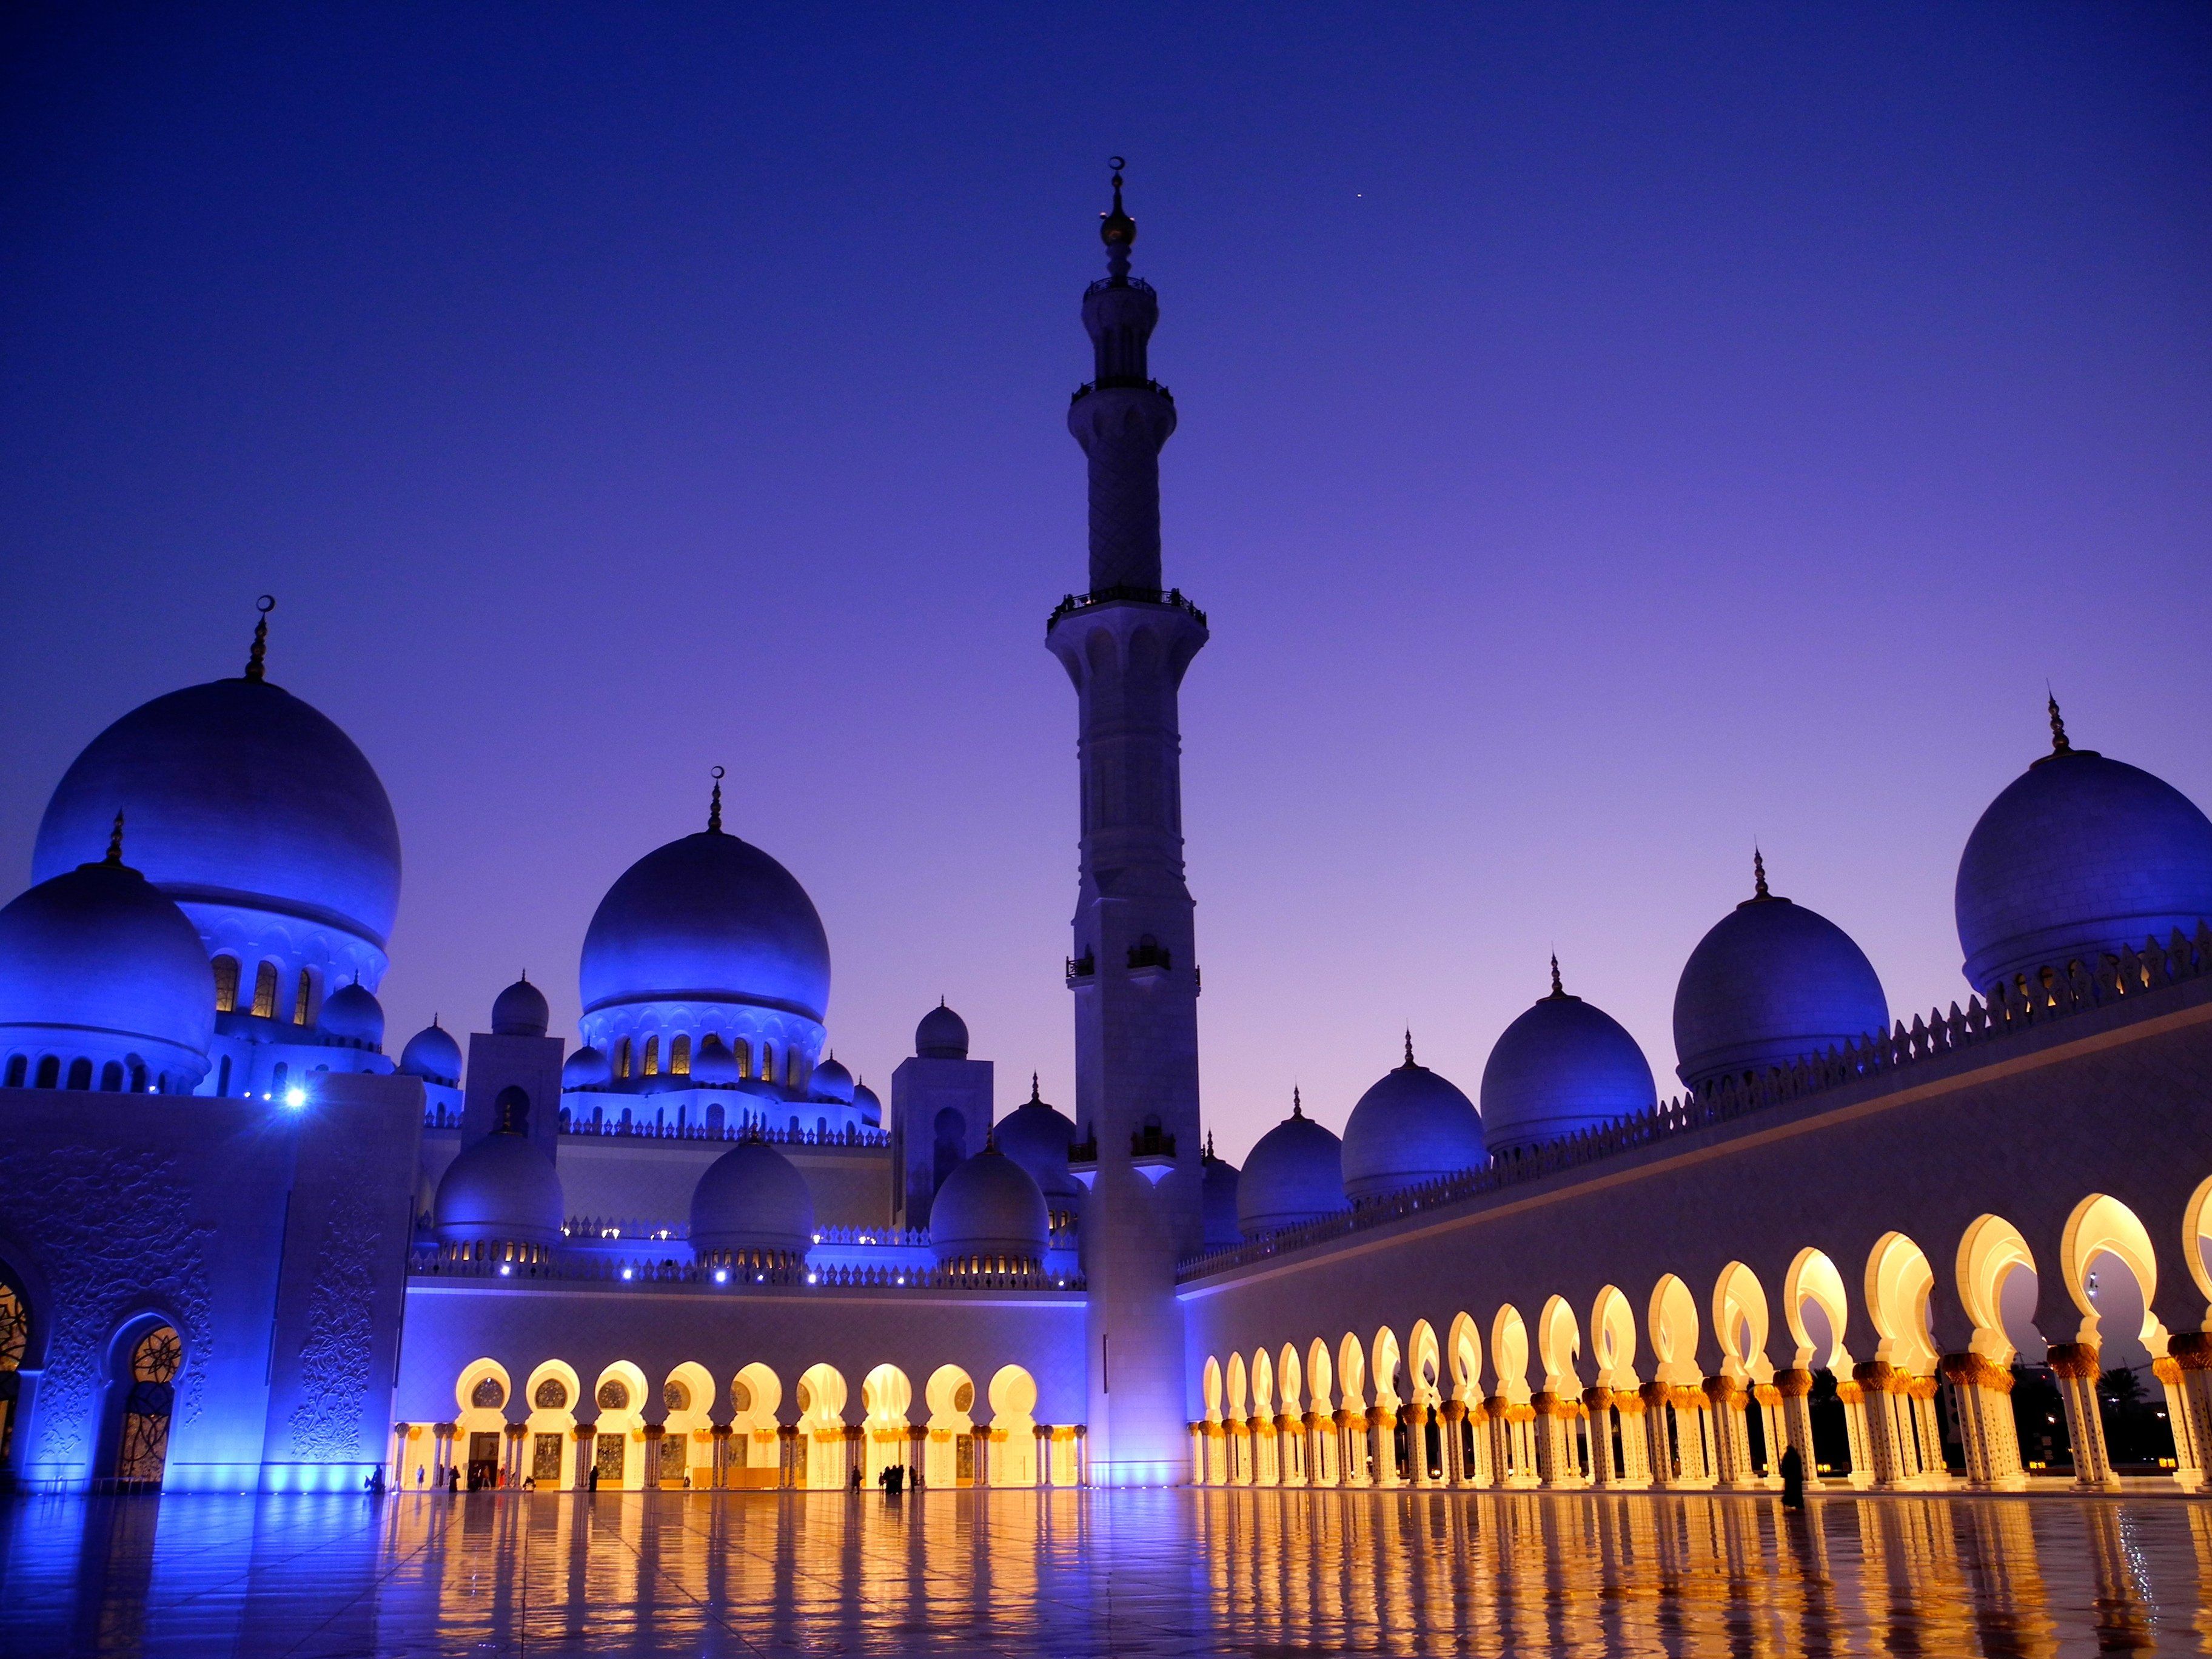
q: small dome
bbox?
[1201,1141,1242,1250]
[689,1034,740,1085]
[559,1044,610,1090]
[581,828,831,1025]
[915,1000,969,1059]
[318,980,384,1048]
[401,1020,463,1087]
[491,977,548,1037]
[32,675,401,957]
[852,1079,882,1125]
[1239,1093,1352,1235]
[0,850,215,1088]
[1341,1037,1485,1202]
[1673,859,1887,1092]
[1481,966,1656,1157]
[810,1053,854,1103]
[994,1075,1079,1205]
[1956,716,2212,993]
[690,1138,815,1263]
[930,1145,1049,1269]
[434,1130,564,1248]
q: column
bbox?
[390,1422,413,1487]
[710,1424,731,1490]
[574,1424,597,1489]
[1775,1370,1817,1481]
[1909,1376,1952,1486]
[1703,1377,1755,1489]
[432,1421,456,1486]
[1532,1396,1578,1488]
[1337,1408,1369,1487]
[504,1422,526,1488]
[1835,1376,1875,1489]
[1613,1392,1652,1487]
[1370,1406,1402,1488]
[643,1424,665,1489]
[1752,1384,1786,1486]
[1439,1402,1469,1487]
[777,1423,799,1489]
[1188,1422,1207,1485]
[1305,1411,1336,1488]
[2048,1342,2118,1491]
[1276,1412,1305,1486]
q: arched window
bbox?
[127,1060,146,1093]
[212,956,240,1014]
[98,1061,122,1092]
[759,1043,774,1086]
[0,1277,27,1469]
[292,970,313,1025]
[785,1050,800,1088]
[272,1061,289,1096]
[642,1037,659,1078]
[250,962,279,1019]
[735,1038,751,1080]
[817,1116,828,1138]
[615,1037,632,1080]
[113,1324,181,1488]
[34,1057,59,1090]
[65,1058,92,1090]
[706,1103,724,1133]
[495,1085,531,1136]
[2,1056,22,1088]
[671,1034,691,1076]
[216,1056,232,1096]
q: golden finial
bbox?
[1753,846,1770,900]
[1101,156,1135,246]
[104,809,126,865]
[708,765,725,833]
[2047,688,2071,756]
[1291,1086,1304,1119]
[243,595,275,682]
[1030,1072,1042,1103]
[1549,953,1565,998]
[1402,1029,1416,1068]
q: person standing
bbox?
[1779,1444,1806,1509]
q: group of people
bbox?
[856,1463,922,1495]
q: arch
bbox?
[1446,1311,1483,1403]
[660,1361,716,1489]
[107,1318,182,1488]
[251,960,278,1018]
[65,1057,91,1091]
[1711,1262,1772,1382]
[1647,1275,1701,1381]
[1957,1214,2039,1364]
[1589,1285,1638,1386]
[796,1361,848,1489]
[1394,1319,1436,1407]
[861,1363,913,1483]
[455,1356,512,1416]
[591,1361,650,1489]
[1537,1295,1583,1393]
[1370,1326,1403,1410]
[671,1034,691,1076]
[212,954,240,1013]
[1277,1344,1304,1416]
[923,1362,976,1487]
[721,1363,780,1488]
[1305,1338,1335,1415]
[1225,1351,1248,1421]
[1865,1232,1939,1373]
[1489,1305,1530,1401]
[1250,1348,1275,1419]
[520,1360,580,1489]
[1336,1332,1367,1410]
[2060,1193,2163,1350]
[493,1084,530,1136]
[1783,1248,1852,1370]
[1200,1354,1223,1422]
[988,1364,1039,1486]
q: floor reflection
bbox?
[2,1487,2208,1656]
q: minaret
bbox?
[1048,162,1206,1484]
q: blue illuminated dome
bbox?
[1673,856,1887,1093]
[433,1130,564,1249]
[852,1078,882,1128]
[578,807,831,1079]
[689,1034,741,1085]
[0,840,215,1093]
[1201,1139,1242,1250]
[994,1076,1079,1213]
[1956,708,2212,993]
[915,1000,969,1059]
[491,976,549,1037]
[810,1053,854,1103]
[1238,1091,1353,1235]
[689,1138,815,1265]
[1340,1036,1485,1202]
[317,980,384,1050]
[1481,962,1656,1156]
[930,1144,1050,1269]
[400,1019,463,1087]
[558,1044,609,1091]
[33,668,401,993]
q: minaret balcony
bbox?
[1065,950,1096,988]
[1130,1125,1177,1185]
[1047,586,1208,632]
[1070,375,1173,407]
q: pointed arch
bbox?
[1537,1295,1583,1393]
[1589,1285,1638,1386]
[1446,1311,1483,1403]
[1407,1319,1443,1407]
[1865,1232,1939,1373]
[1711,1261,1772,1382]
[1783,1248,1852,1370]
[1957,1214,2039,1365]
[1647,1273,1701,1381]
[2061,1193,2165,1350]
[1370,1326,1403,1409]
[1489,1305,1530,1401]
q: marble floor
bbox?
[2,1486,2209,1657]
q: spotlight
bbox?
[284,1087,306,1108]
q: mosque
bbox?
[2,170,2211,1501]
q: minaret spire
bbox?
[2048,689,2071,755]
[1549,953,1565,998]
[1292,1087,1304,1119]
[1101,156,1136,284]
[708,765,725,833]
[1402,1029,1417,1068]
[104,809,126,866]
[1753,846,1770,900]
[243,594,275,682]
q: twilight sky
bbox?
[2,3,2208,1159]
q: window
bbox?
[34,1057,58,1090]
[99,1061,122,1092]
[2,1056,22,1088]
[615,1037,632,1080]
[65,1057,92,1090]
[597,1379,629,1412]
[114,1324,181,1487]
[212,956,240,1014]
[471,1375,506,1410]
[251,963,278,1019]
[216,1056,231,1096]
[534,1378,569,1410]
[127,1061,146,1093]
[759,1044,774,1086]
[292,970,313,1025]
[0,1281,25,1469]
[642,1037,659,1078]
[671,1035,691,1076]
[495,1086,530,1136]
[735,1039,751,1080]
[785,1050,799,1088]
[272,1062,288,1094]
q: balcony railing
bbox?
[1070,375,1173,407]
[1047,586,1208,632]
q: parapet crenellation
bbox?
[1182,925,2212,1282]
[406,1247,1083,1293]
